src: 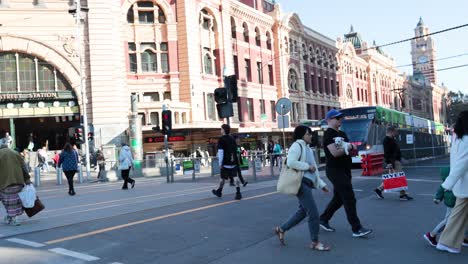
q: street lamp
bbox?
[73,0,91,179]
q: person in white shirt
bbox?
[436,110,468,254]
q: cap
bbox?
[325,109,344,120]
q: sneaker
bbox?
[463,239,468,247]
[319,221,336,232]
[423,232,437,247]
[373,188,384,199]
[436,243,460,254]
[211,189,222,198]
[352,227,373,237]
[3,215,11,224]
[9,217,21,226]
[400,194,414,201]
[235,192,242,200]
[243,181,248,187]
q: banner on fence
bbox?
[183,160,194,175]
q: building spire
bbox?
[417,17,424,27]
[350,24,354,33]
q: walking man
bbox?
[373,126,413,200]
[319,109,373,237]
[212,124,243,200]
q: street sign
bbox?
[260,113,268,121]
[276,97,291,115]
[277,115,289,129]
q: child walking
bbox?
[423,168,468,247]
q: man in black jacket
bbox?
[212,124,243,200]
[373,126,413,200]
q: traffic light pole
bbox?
[75,0,91,180]
[164,134,170,183]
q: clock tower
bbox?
[411,17,437,84]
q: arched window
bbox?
[346,85,353,99]
[0,52,71,92]
[126,1,167,24]
[231,17,236,39]
[255,27,261,47]
[266,31,272,50]
[200,8,219,76]
[141,50,157,72]
[243,23,249,42]
[288,69,298,90]
[203,53,213,74]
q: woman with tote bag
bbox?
[274,126,330,251]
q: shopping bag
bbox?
[382,171,408,193]
[18,184,37,208]
[23,196,45,218]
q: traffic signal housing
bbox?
[74,126,84,144]
[161,110,172,135]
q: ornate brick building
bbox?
[0,0,338,155]
[336,26,405,110]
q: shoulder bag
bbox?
[277,143,304,195]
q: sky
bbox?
[279,0,468,95]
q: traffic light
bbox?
[214,88,228,104]
[224,75,238,102]
[74,126,84,144]
[161,110,172,135]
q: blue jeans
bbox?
[280,179,320,242]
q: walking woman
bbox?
[274,126,331,251]
[119,144,135,190]
[0,142,31,226]
[58,143,79,196]
[436,110,468,254]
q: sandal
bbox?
[274,226,285,245]
[310,242,331,251]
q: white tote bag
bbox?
[277,144,304,195]
[18,184,37,208]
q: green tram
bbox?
[303,106,447,164]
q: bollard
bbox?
[78,163,84,183]
[56,167,63,185]
[192,158,196,181]
[251,158,257,181]
[34,167,41,187]
[270,154,274,177]
[171,158,175,183]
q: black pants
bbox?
[97,163,105,180]
[121,169,134,188]
[230,166,246,185]
[64,170,76,192]
[320,167,362,232]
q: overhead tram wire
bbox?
[362,23,468,52]
[438,64,468,72]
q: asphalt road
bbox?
[1,157,466,264]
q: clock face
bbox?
[418,56,428,64]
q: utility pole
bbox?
[75,0,91,180]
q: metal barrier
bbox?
[361,153,384,176]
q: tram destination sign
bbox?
[0,92,58,101]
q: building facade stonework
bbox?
[0,1,447,155]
